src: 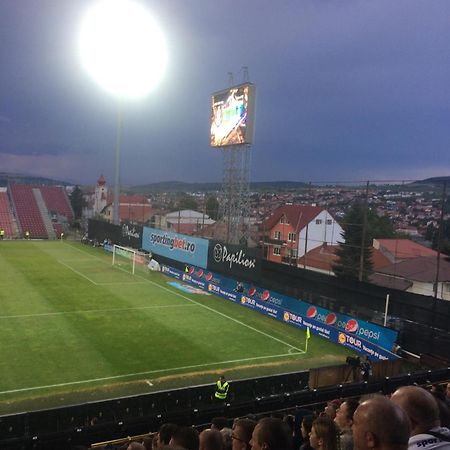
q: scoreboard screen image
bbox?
[210,83,256,147]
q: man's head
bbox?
[170,426,200,450]
[211,417,230,431]
[446,382,450,399]
[250,418,292,450]
[232,418,257,450]
[390,386,440,436]
[335,399,359,432]
[157,423,178,446]
[199,429,224,450]
[352,396,410,450]
[324,400,341,420]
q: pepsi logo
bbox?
[197,269,204,277]
[188,266,194,274]
[345,319,359,333]
[326,313,337,326]
[248,287,256,296]
[306,306,317,318]
[261,290,270,301]
[205,273,213,281]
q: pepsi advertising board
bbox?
[160,263,399,361]
[207,240,261,280]
[142,227,209,268]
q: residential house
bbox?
[261,205,343,266]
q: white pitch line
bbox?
[58,259,99,285]
[65,243,305,353]
[0,351,304,395]
[0,304,196,320]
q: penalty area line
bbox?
[0,352,304,395]
[64,243,305,354]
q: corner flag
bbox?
[305,326,311,352]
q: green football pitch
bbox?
[0,240,354,414]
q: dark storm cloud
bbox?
[0,0,449,184]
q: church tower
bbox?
[93,174,108,215]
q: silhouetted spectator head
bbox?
[200,429,224,450]
[301,415,315,440]
[212,417,230,431]
[323,400,341,420]
[391,385,440,436]
[127,442,146,450]
[221,427,233,450]
[430,391,450,428]
[142,435,153,450]
[310,416,338,450]
[335,399,359,432]
[170,426,200,450]
[232,418,257,450]
[250,417,293,450]
[352,396,410,450]
[158,423,178,446]
[446,382,450,400]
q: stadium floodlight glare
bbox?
[78,0,168,224]
[78,0,168,99]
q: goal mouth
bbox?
[112,244,147,274]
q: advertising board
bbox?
[142,227,209,268]
[88,219,143,249]
[210,83,256,147]
[207,240,261,280]
[159,263,400,361]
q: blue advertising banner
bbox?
[142,227,209,268]
[160,264,399,361]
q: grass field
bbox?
[0,240,355,414]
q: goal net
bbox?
[112,245,147,275]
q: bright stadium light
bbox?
[78,0,167,99]
[78,0,168,224]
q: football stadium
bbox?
[1,1,450,449]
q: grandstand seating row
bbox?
[0,192,15,236]
[2,185,73,239]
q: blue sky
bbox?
[0,0,449,185]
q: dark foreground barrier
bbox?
[1,367,449,450]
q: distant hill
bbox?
[128,180,310,193]
[0,172,71,187]
[415,176,450,185]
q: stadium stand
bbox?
[1,368,448,450]
[39,185,74,221]
[8,185,72,239]
[0,189,16,237]
[10,184,48,238]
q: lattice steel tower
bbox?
[217,67,254,244]
[220,143,252,244]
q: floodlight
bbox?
[78,0,167,99]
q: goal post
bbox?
[112,244,137,274]
[112,245,149,275]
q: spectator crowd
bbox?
[79,382,450,450]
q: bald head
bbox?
[352,396,410,450]
[390,386,440,435]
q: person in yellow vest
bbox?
[25,230,30,240]
[214,375,229,401]
[0,228,4,240]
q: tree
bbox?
[205,196,219,220]
[177,195,198,211]
[332,203,374,282]
[70,185,83,220]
